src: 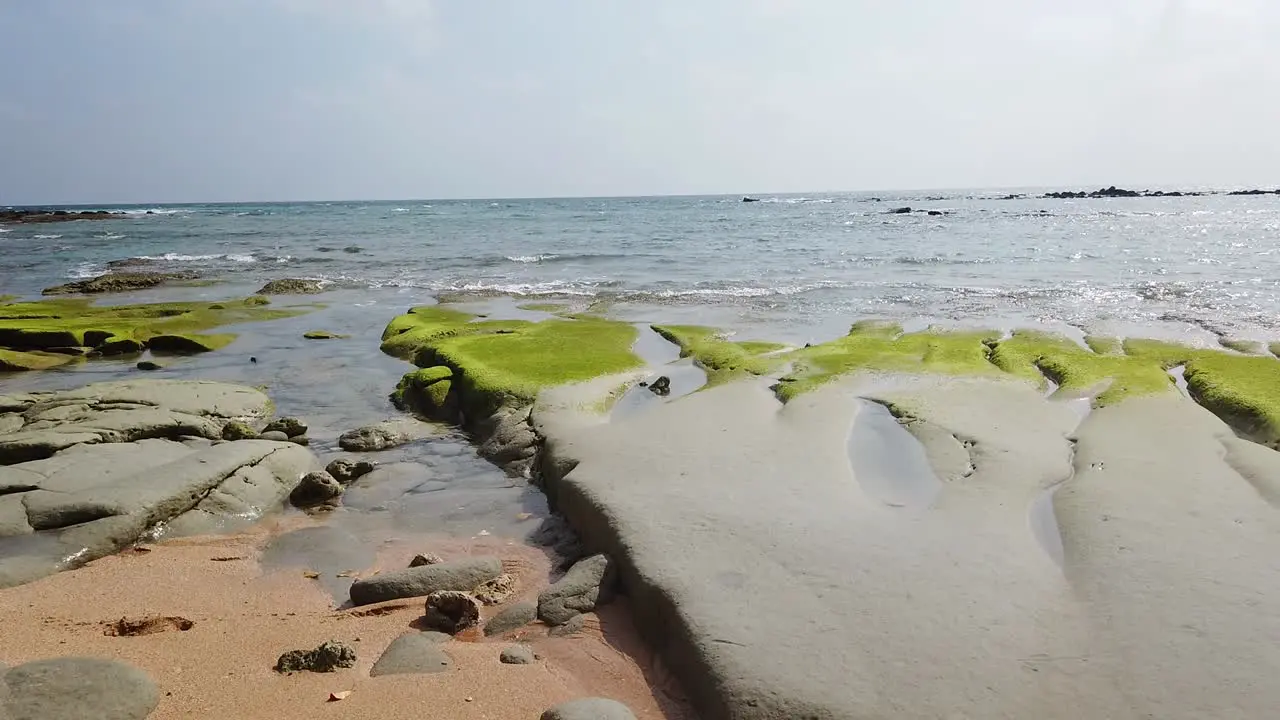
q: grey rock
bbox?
[538,554,616,625]
[274,640,356,673]
[474,572,516,605]
[369,631,453,677]
[3,657,160,720]
[499,645,536,665]
[476,407,537,472]
[548,613,587,637]
[0,414,24,435]
[263,416,307,437]
[259,430,289,442]
[338,419,435,451]
[256,278,325,295]
[349,556,502,606]
[483,601,537,636]
[409,552,444,567]
[540,698,637,720]
[220,421,257,441]
[424,590,481,634]
[287,435,309,446]
[289,471,343,508]
[326,457,376,485]
[134,360,162,371]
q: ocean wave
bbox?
[68,262,106,279]
[392,207,410,212]
[134,252,258,263]
[95,232,126,240]
[0,227,11,233]
[119,208,184,215]
[33,234,62,239]
[506,254,559,263]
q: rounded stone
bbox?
[259,430,289,442]
[289,471,343,508]
[3,657,160,720]
[540,698,637,720]
[326,457,376,485]
[499,645,536,665]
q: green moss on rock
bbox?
[651,325,787,385]
[0,348,74,371]
[303,330,348,340]
[1183,355,1280,444]
[1084,336,1122,355]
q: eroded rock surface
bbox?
[2,657,159,720]
[537,554,616,626]
[369,632,452,677]
[349,556,502,606]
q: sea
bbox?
[2,189,1279,563]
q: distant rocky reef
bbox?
[0,209,123,224]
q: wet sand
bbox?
[0,520,691,720]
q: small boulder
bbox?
[135,360,163,371]
[256,278,325,295]
[548,614,587,637]
[287,435,310,446]
[289,471,343,508]
[263,416,307,437]
[409,552,444,568]
[483,601,537,636]
[889,206,912,214]
[538,554,616,626]
[424,590,481,634]
[474,573,516,606]
[369,631,452,677]
[338,420,426,451]
[2,657,160,720]
[648,376,671,396]
[259,430,289,442]
[96,337,145,355]
[540,698,637,720]
[303,330,348,340]
[274,640,356,673]
[326,457,376,485]
[146,334,223,354]
[500,645,536,665]
[220,421,258,441]
[349,556,503,606]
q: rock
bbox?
[1,657,160,720]
[338,419,435,451]
[927,210,944,216]
[537,554,616,626]
[648,376,671,396]
[263,416,307,437]
[0,349,74,371]
[548,614,587,637]
[41,271,197,295]
[146,334,224,354]
[500,645,536,665]
[484,601,538,636]
[95,337,145,355]
[474,573,516,605]
[369,631,452,677]
[424,590,481,634]
[221,421,258,441]
[287,435,310,446]
[259,430,289,442]
[540,698,637,720]
[326,457,376,485]
[0,209,121,224]
[134,360,162,371]
[256,278,325,295]
[303,330,348,340]
[274,640,356,673]
[741,196,760,203]
[409,552,444,567]
[289,471,343,507]
[475,407,537,473]
[342,245,363,253]
[349,556,503,606]
[889,206,912,214]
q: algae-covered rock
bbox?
[393,365,457,417]
[263,416,307,438]
[303,330,348,340]
[147,333,233,354]
[221,421,258,441]
[257,278,324,295]
[0,349,74,371]
[95,336,145,356]
[42,271,196,295]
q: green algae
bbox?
[383,307,642,418]
[0,348,74,371]
[303,330,349,340]
[517,302,567,313]
[1220,338,1265,354]
[1084,336,1122,355]
[0,296,307,368]
[1183,354,1280,444]
[651,325,788,385]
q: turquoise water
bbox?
[4,190,1280,342]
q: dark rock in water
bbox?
[274,640,356,673]
[96,337,146,356]
[424,590,481,634]
[537,554,616,626]
[369,631,452,677]
[540,698,638,720]
[342,245,364,253]
[256,278,325,295]
[42,271,197,296]
[259,430,289,442]
[249,356,258,364]
[409,552,444,568]
[998,193,1026,200]
[147,334,221,354]
[889,206,912,214]
[548,613,587,637]
[287,435,310,446]
[927,210,944,216]
[326,457,376,485]
[0,209,122,225]
[741,196,760,203]
[303,330,347,340]
[484,601,537,636]
[474,573,516,606]
[289,471,343,507]
[648,376,671,396]
[500,645,536,665]
[220,421,258,441]
[106,257,159,269]
[2,657,160,720]
[339,419,433,451]
[638,381,649,388]
[1228,188,1280,196]
[135,360,163,371]
[263,416,307,438]
[349,556,503,606]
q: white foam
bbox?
[0,227,10,233]
[392,207,410,212]
[69,262,105,279]
[134,252,259,263]
[119,208,183,215]
[506,254,558,263]
[33,234,62,239]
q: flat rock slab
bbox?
[369,631,453,676]
[349,556,502,606]
[540,698,637,720]
[2,657,159,720]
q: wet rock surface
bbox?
[2,657,160,720]
[256,278,325,295]
[349,556,503,605]
[0,380,314,587]
[288,471,343,508]
[42,271,197,295]
[338,419,438,452]
[325,457,375,485]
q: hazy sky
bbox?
[2,0,1277,204]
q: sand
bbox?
[0,519,692,720]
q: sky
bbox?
[1,0,1278,204]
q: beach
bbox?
[4,191,1280,718]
